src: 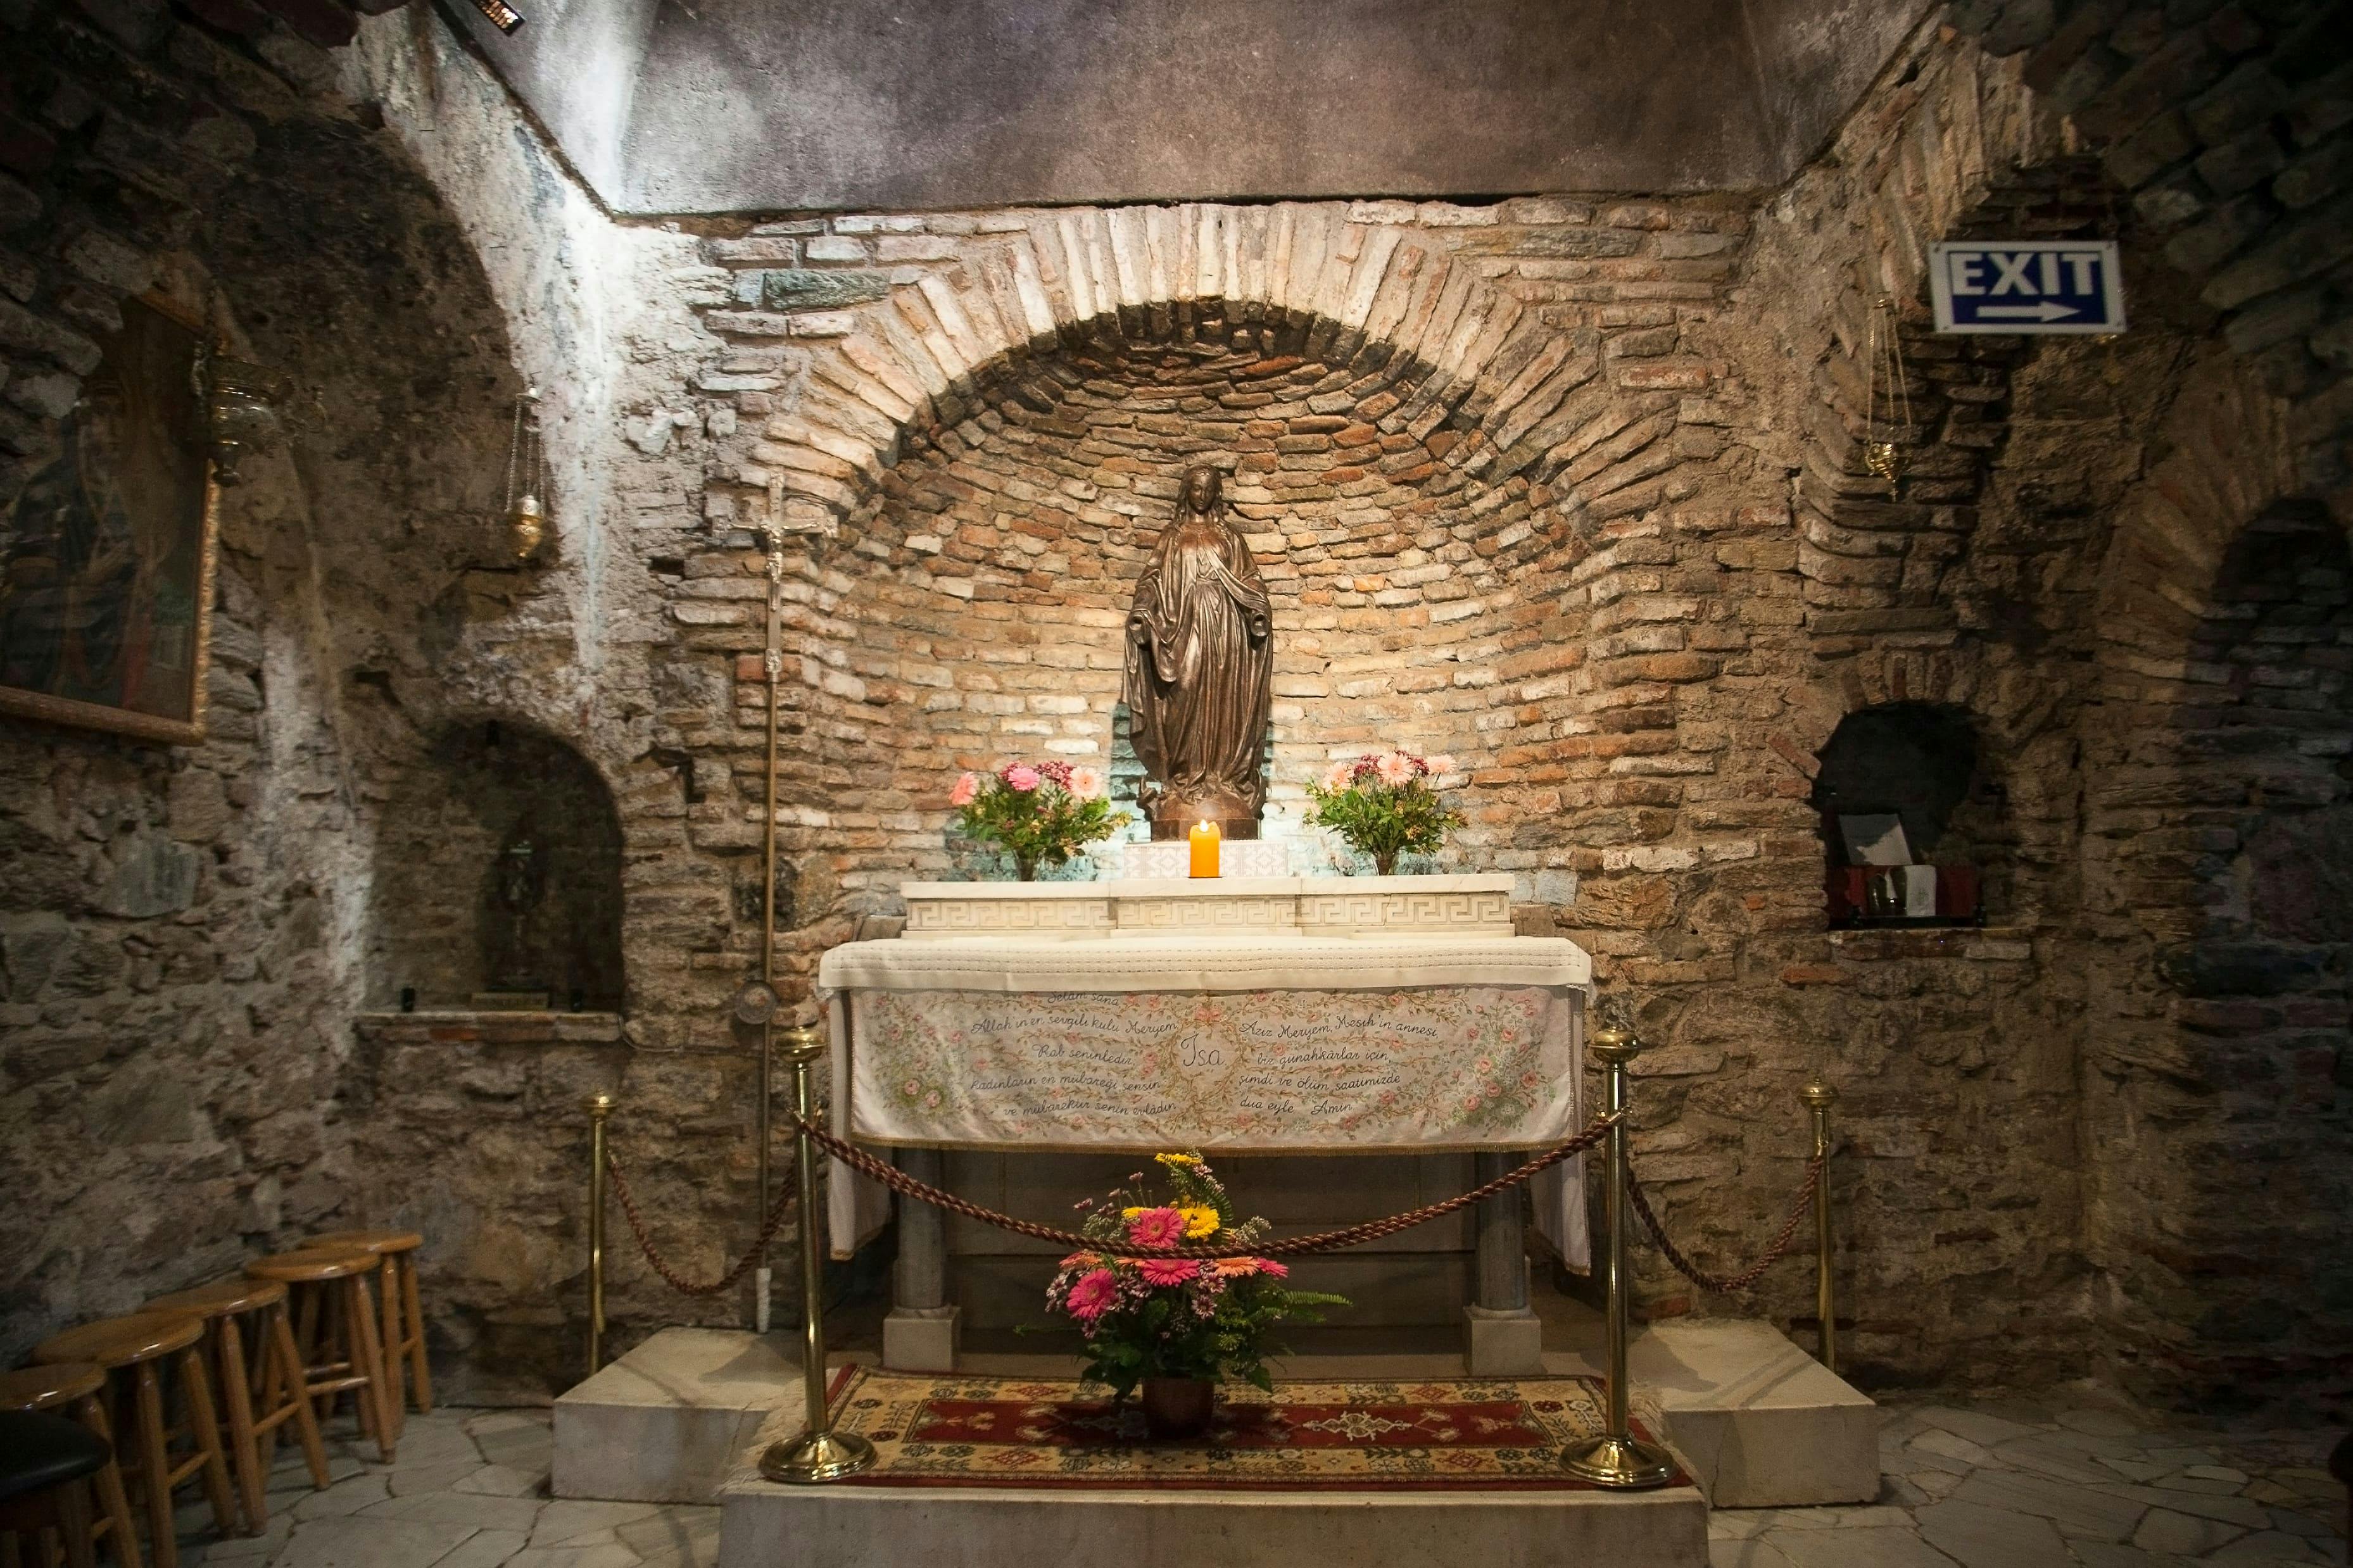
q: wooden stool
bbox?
[242,1251,394,1464]
[30,1315,236,1568]
[303,1231,430,1419]
[142,1279,326,1531]
[0,1410,109,1568]
[0,1366,137,1568]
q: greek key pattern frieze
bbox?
[1294,889,1513,936]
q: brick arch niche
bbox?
[789,304,1624,903]
[365,720,627,1011]
[2134,509,2353,1395]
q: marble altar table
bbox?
[816,875,1592,1376]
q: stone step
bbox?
[553,1327,800,1503]
[1628,1319,1879,1508]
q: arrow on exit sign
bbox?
[1929,241,2127,334]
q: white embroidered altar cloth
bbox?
[817,934,1592,1267]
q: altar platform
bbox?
[717,1367,1710,1568]
[551,1287,1877,1517]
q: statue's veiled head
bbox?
[1182,466,1223,514]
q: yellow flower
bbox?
[1178,1205,1220,1239]
[1120,1207,1145,1220]
[1154,1151,1203,1169]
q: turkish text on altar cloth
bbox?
[816,935,1593,1267]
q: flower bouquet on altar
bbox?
[1044,1153,1346,1437]
[1305,750,1465,875]
[949,760,1130,881]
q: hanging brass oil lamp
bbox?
[191,342,291,485]
[502,386,548,562]
[1862,294,1914,499]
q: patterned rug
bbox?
[821,1367,1691,1491]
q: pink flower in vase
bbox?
[1125,1207,1187,1248]
[949,772,980,807]
[1064,1268,1120,1322]
[1376,751,1415,787]
[1067,765,1104,800]
[1137,1258,1199,1288]
[1322,760,1356,791]
[1003,763,1041,792]
[1254,1258,1290,1279]
[1427,754,1456,777]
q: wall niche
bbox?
[1812,701,2000,927]
[368,720,625,1010]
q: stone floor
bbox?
[172,1393,2344,1568]
[1716,1393,2348,1568]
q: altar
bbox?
[816,874,1593,1376]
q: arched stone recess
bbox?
[666,196,1769,972]
[694,199,1743,537]
[364,717,628,1012]
[1757,3,2347,668]
[2072,344,2349,1401]
[1776,645,2075,924]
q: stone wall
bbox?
[3,0,2347,1410]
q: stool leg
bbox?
[130,1364,177,1568]
[343,1278,396,1464]
[213,1322,265,1534]
[399,1257,433,1414]
[324,1289,372,1445]
[74,1396,141,1568]
[293,1291,320,1378]
[374,1260,405,1427]
[58,1485,96,1568]
[172,1348,239,1539]
[265,1302,329,1490]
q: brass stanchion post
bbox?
[1563,1028,1675,1490]
[588,1093,614,1377]
[759,1025,875,1484]
[1803,1081,1838,1372]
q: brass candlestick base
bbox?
[759,1428,876,1485]
[1561,1433,1676,1490]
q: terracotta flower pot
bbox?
[1140,1377,1215,1439]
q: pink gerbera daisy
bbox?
[1003,763,1040,792]
[1125,1207,1187,1248]
[1254,1258,1290,1279]
[1065,1268,1119,1322]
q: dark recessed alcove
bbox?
[367,721,626,1010]
[1812,703,1988,925]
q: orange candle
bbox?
[1189,819,1220,878]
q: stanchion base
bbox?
[759,1429,877,1484]
[1561,1433,1677,1490]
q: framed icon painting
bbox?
[0,294,221,744]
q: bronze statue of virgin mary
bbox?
[1122,467,1273,840]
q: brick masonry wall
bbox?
[1,0,2347,1406]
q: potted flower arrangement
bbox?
[1045,1153,1346,1438]
[949,760,1130,881]
[1304,750,1465,875]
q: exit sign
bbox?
[1929,241,2126,334]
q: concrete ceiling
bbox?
[446,0,1931,216]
